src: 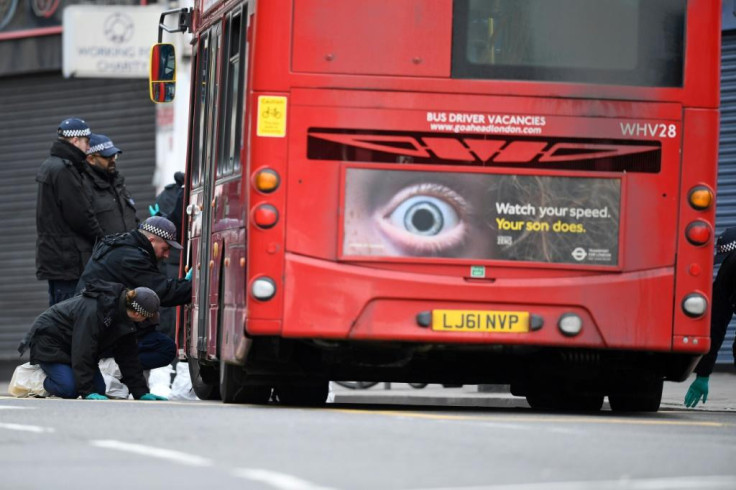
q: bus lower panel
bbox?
[241,337,700,388]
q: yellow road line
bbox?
[334,408,733,427]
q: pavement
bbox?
[1,361,734,411]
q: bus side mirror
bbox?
[149,43,176,103]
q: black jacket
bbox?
[81,164,139,235]
[77,230,191,307]
[155,179,183,218]
[19,282,149,399]
[695,251,736,376]
[36,141,105,280]
[154,183,183,264]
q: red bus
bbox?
[152,0,721,411]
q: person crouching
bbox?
[18,281,167,401]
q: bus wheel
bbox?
[274,379,329,407]
[219,360,272,404]
[608,376,663,412]
[188,358,221,400]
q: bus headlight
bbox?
[682,293,707,317]
[251,277,276,300]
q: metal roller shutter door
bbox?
[0,73,156,359]
[715,31,736,367]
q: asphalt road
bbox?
[1,396,735,490]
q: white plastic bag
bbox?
[8,362,49,398]
[98,358,130,399]
[170,361,198,400]
[148,365,174,398]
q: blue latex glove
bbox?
[185,268,192,281]
[684,376,709,408]
[85,393,109,400]
[140,393,167,401]
[148,203,160,216]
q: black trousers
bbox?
[47,279,78,306]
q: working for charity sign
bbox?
[343,169,620,266]
[63,5,162,78]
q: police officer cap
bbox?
[87,133,122,157]
[715,227,736,264]
[128,287,160,318]
[139,216,183,250]
[58,118,91,138]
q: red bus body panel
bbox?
[184,0,720,375]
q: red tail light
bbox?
[685,221,711,246]
[253,204,279,229]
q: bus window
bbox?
[190,34,209,188]
[203,29,221,183]
[218,9,247,178]
[452,0,685,87]
[191,28,222,187]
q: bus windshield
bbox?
[452,0,686,87]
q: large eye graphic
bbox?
[376,183,470,255]
[388,196,459,236]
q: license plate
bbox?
[432,310,529,333]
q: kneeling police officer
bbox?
[19,281,167,401]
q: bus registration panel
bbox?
[432,310,529,333]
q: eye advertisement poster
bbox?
[342,168,620,266]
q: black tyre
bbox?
[275,379,329,406]
[188,358,220,400]
[333,381,379,390]
[220,360,272,404]
[608,377,663,412]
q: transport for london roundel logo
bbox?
[104,12,134,44]
[571,247,587,261]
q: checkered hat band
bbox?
[140,222,175,241]
[89,141,114,154]
[718,241,736,254]
[60,128,91,138]
[130,300,155,318]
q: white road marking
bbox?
[545,426,586,435]
[90,440,213,467]
[232,468,337,490]
[415,475,736,490]
[0,406,35,410]
[0,422,54,433]
[479,422,533,431]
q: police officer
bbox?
[18,281,166,401]
[685,227,736,408]
[83,133,139,235]
[36,118,105,305]
[148,171,185,340]
[76,216,192,371]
